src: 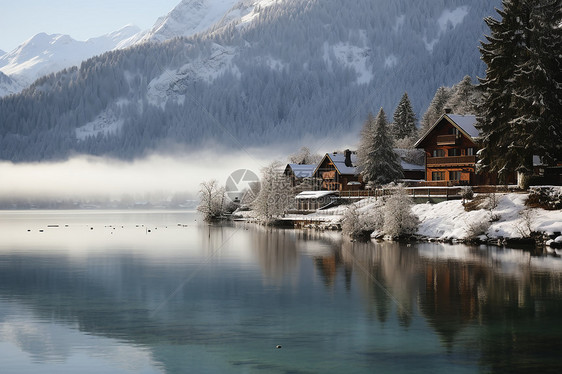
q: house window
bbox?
[432,149,445,157]
[466,147,474,156]
[432,171,445,181]
[448,127,460,135]
[448,148,461,156]
[449,171,461,180]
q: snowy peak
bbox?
[0,25,141,92]
[141,0,240,43]
[140,0,290,43]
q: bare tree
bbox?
[197,179,226,221]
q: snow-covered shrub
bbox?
[485,192,501,222]
[382,188,419,238]
[464,219,491,239]
[460,186,474,203]
[363,205,384,233]
[513,208,536,238]
[528,186,562,210]
[341,205,366,239]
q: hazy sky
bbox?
[0,0,181,52]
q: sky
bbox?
[0,0,181,52]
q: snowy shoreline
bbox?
[234,191,562,250]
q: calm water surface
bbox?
[0,210,561,374]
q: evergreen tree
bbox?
[357,108,403,185]
[477,0,562,186]
[420,86,450,136]
[392,92,417,140]
[444,75,481,114]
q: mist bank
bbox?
[0,148,277,209]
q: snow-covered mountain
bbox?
[136,0,239,43]
[0,0,501,162]
[0,1,292,96]
[0,25,140,93]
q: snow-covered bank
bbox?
[412,193,561,241]
[275,192,562,247]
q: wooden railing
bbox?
[427,155,476,166]
[436,134,459,145]
[338,187,463,199]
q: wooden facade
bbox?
[312,150,363,191]
[415,114,481,186]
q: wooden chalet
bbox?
[415,113,490,186]
[313,150,363,191]
[283,163,316,187]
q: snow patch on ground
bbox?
[393,15,406,33]
[327,43,373,84]
[412,193,562,240]
[283,193,561,242]
[384,55,398,68]
[147,43,238,108]
[438,6,470,33]
[423,6,469,52]
[75,109,123,140]
[240,0,287,25]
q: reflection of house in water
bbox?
[418,261,484,349]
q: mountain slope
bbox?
[0,26,141,92]
[0,0,500,162]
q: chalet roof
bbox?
[414,114,479,148]
[401,161,425,171]
[285,163,316,178]
[313,150,424,176]
[313,152,359,176]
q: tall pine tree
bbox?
[477,0,562,186]
[358,108,403,185]
[420,86,450,136]
[392,92,417,140]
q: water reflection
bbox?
[0,211,561,373]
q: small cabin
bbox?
[284,163,317,187]
[313,150,363,191]
[294,191,338,211]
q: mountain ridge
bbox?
[0,0,500,162]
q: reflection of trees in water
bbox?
[339,240,421,327]
[249,226,299,283]
[477,269,562,373]
[336,239,562,370]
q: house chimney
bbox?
[344,149,352,167]
[444,108,452,114]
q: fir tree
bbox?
[392,92,417,140]
[420,86,450,136]
[445,75,481,114]
[357,109,403,185]
[477,0,562,186]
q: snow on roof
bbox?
[326,152,359,175]
[286,163,316,178]
[401,161,425,171]
[414,113,479,148]
[447,114,479,138]
[295,190,338,199]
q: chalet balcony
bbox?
[436,134,460,145]
[427,155,476,166]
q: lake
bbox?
[0,210,561,373]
